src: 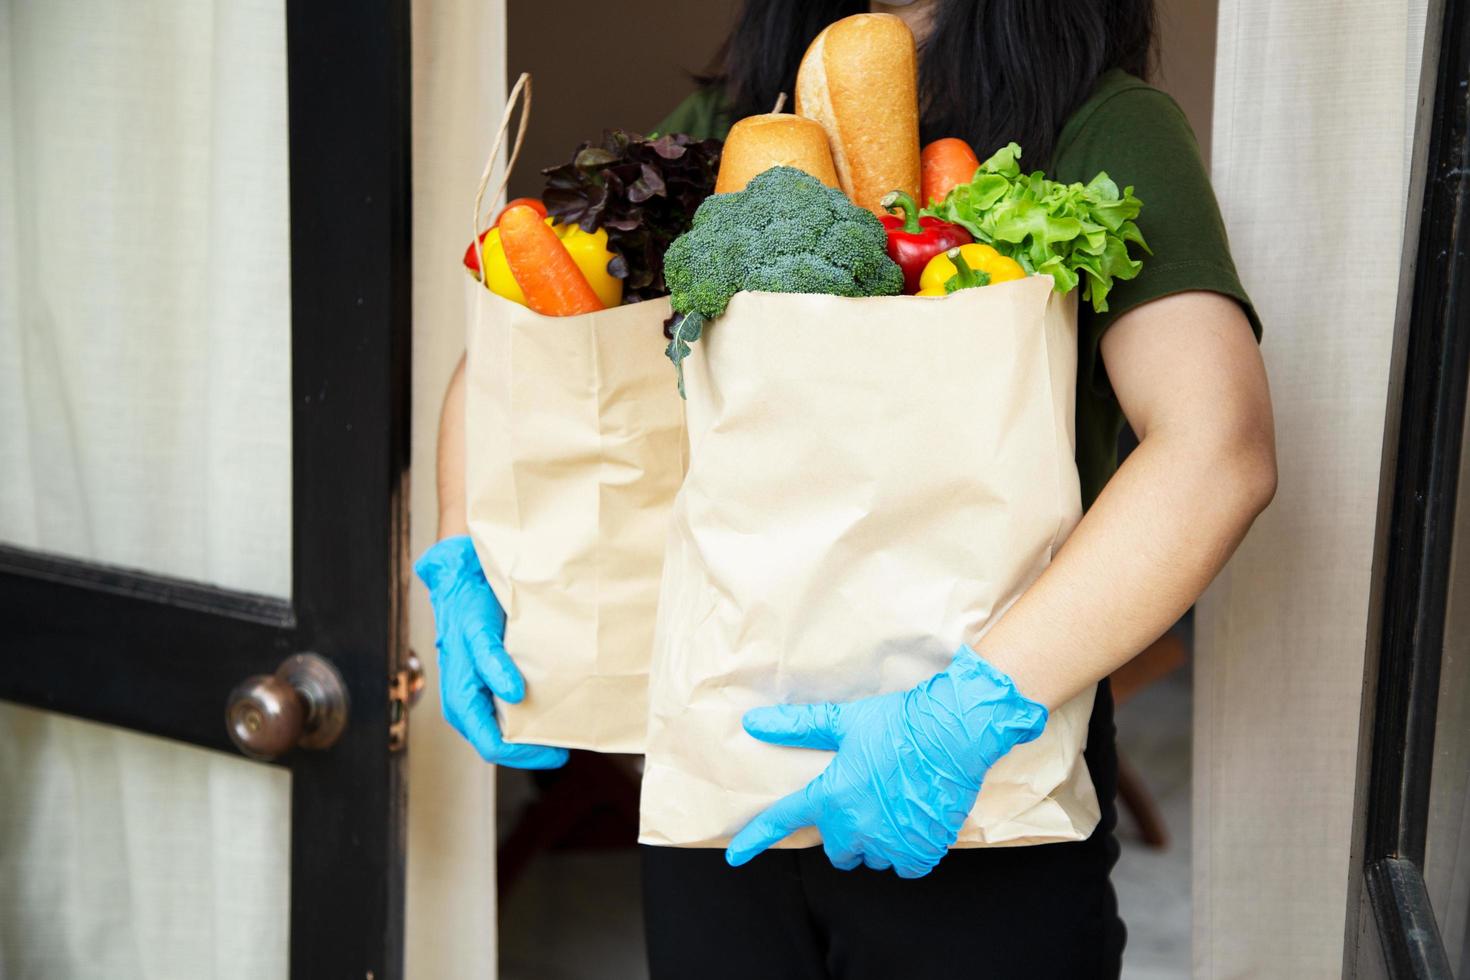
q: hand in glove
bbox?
[414,535,569,769]
[726,646,1046,877]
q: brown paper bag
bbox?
[464,288,685,752]
[462,74,686,752]
[640,275,1100,848]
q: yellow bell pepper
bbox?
[480,218,623,310]
[916,243,1026,297]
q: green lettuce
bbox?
[921,143,1150,313]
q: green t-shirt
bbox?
[655,70,1260,508]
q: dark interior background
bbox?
[504,0,740,198]
[506,0,1218,201]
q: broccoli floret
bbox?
[662,166,904,394]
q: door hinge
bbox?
[387,651,424,752]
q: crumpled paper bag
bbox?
[640,275,1100,848]
[465,286,686,752]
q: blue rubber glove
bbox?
[414,535,569,769]
[726,646,1047,877]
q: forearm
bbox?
[976,426,1274,709]
[436,354,469,539]
[975,292,1276,710]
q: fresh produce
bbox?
[463,198,548,274]
[922,142,1149,313]
[497,197,548,223]
[552,224,623,309]
[498,204,607,316]
[795,13,921,214]
[715,109,839,194]
[662,166,904,394]
[476,217,622,310]
[879,189,973,294]
[541,129,722,303]
[916,244,1025,297]
[921,138,980,206]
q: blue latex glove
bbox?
[414,535,569,769]
[726,646,1047,878]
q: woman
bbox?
[416,1,1276,976]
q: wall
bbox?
[504,0,1217,194]
[406,1,506,977]
[504,0,740,199]
[1155,0,1219,167]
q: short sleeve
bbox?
[1051,82,1262,397]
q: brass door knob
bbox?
[226,653,349,761]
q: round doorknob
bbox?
[226,653,349,761]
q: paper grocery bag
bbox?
[640,275,1100,848]
[464,285,686,752]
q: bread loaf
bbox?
[714,112,840,194]
[795,13,921,215]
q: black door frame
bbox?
[1347,0,1469,974]
[0,3,413,977]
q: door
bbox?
[0,2,413,977]
[1347,0,1470,974]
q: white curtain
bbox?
[0,0,292,595]
[1197,0,1428,975]
[0,0,292,977]
[0,709,291,979]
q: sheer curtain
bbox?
[1197,0,1428,974]
[0,0,292,977]
[0,0,291,592]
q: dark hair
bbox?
[705,0,1156,168]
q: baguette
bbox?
[795,13,921,215]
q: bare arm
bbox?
[436,354,470,539]
[976,291,1276,710]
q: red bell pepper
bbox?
[878,190,973,295]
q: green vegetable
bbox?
[662,166,904,395]
[942,248,991,293]
[921,143,1150,313]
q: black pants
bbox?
[641,680,1126,980]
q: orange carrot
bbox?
[499,204,605,316]
[921,138,981,207]
[494,196,547,227]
